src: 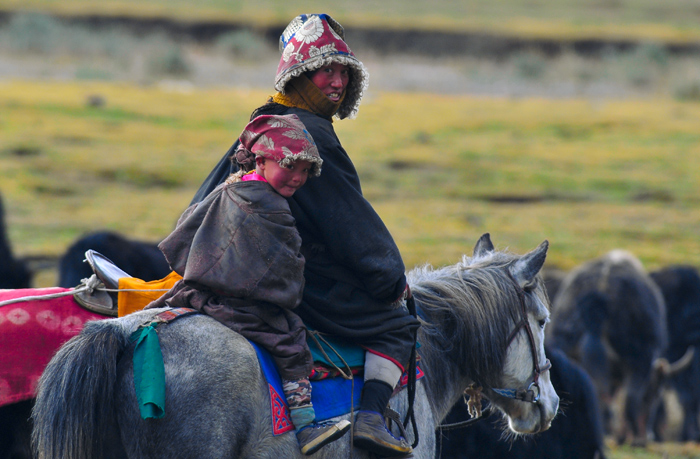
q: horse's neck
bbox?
[416,306,476,423]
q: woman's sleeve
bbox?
[290,118,406,302]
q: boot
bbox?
[297,419,351,455]
[353,410,412,457]
[286,378,351,455]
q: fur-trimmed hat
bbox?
[275,14,369,120]
[235,114,322,177]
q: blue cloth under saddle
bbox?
[249,341,363,426]
[250,337,424,434]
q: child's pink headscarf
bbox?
[234,114,322,177]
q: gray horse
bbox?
[32,233,559,459]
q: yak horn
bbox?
[667,346,695,376]
[654,346,695,378]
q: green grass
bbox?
[2,81,700,287]
[608,440,700,458]
[3,0,700,43]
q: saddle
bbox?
[85,249,131,290]
[72,250,131,317]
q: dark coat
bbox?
[151,179,312,380]
[193,105,420,369]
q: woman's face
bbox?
[309,63,350,103]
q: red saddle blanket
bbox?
[0,288,108,407]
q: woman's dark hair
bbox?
[250,100,289,120]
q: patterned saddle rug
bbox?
[0,288,107,407]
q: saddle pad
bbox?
[118,271,183,317]
[250,341,424,427]
[307,330,421,371]
[0,288,107,407]
[306,330,365,369]
[249,341,296,435]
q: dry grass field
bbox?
[2,80,699,284]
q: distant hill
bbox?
[1,9,700,59]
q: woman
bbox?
[192,14,420,457]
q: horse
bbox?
[32,233,559,459]
[0,286,110,459]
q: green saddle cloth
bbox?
[306,331,365,368]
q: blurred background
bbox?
[1,1,700,458]
[2,0,699,286]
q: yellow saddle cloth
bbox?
[118,271,182,317]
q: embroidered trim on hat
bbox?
[275,14,368,120]
[237,114,323,177]
[297,18,325,44]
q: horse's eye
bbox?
[538,319,546,329]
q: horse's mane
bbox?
[407,250,526,388]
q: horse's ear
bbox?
[509,240,549,288]
[473,233,495,257]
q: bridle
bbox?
[491,270,552,403]
[438,268,553,431]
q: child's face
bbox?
[256,158,313,198]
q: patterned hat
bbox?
[235,114,322,176]
[275,14,369,120]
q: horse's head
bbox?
[470,234,559,434]
[409,233,560,436]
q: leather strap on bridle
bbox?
[505,270,547,387]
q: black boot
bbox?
[353,411,412,457]
[353,380,412,457]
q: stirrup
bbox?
[84,249,131,290]
[73,275,117,316]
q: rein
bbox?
[402,294,420,448]
[0,275,108,308]
[437,406,493,431]
[437,268,552,430]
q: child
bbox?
[147,114,350,455]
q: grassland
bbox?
[1,80,699,288]
[611,441,700,459]
[3,0,700,44]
